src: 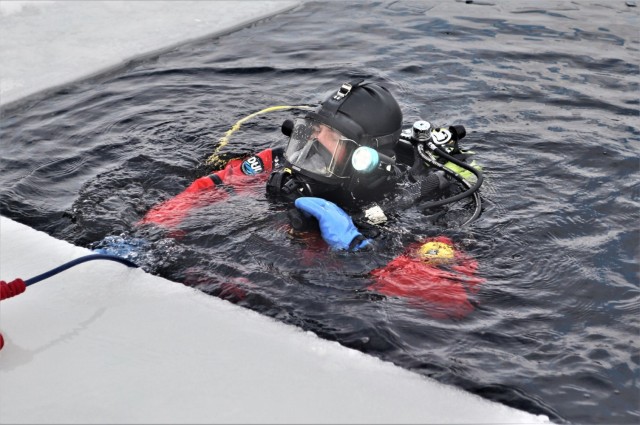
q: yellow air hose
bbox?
[205,105,314,167]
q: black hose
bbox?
[431,155,483,226]
[25,254,139,287]
[418,143,484,210]
[464,190,483,226]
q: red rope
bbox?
[0,279,27,351]
[0,279,26,301]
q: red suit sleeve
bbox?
[138,148,277,229]
[368,238,485,319]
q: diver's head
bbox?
[281,80,403,206]
[306,79,403,154]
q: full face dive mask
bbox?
[277,80,404,202]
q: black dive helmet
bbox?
[273,79,403,207]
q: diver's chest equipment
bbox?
[271,117,483,225]
[351,119,483,227]
[399,120,465,155]
[401,120,484,225]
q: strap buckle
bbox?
[333,82,353,101]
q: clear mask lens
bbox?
[285,118,358,179]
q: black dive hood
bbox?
[272,80,404,209]
[306,79,403,156]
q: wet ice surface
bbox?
[0,0,297,105]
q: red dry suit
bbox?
[139,148,484,318]
[140,148,282,228]
[368,236,485,319]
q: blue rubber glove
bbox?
[93,235,148,261]
[294,197,370,251]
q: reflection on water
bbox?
[1,1,638,423]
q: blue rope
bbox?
[25,254,139,286]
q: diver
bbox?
[138,79,481,245]
[95,79,485,317]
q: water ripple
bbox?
[1,1,638,423]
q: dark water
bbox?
[1,1,638,423]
